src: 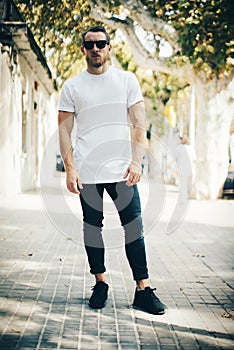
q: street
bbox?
[0,179,233,349]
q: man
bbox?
[58,25,165,315]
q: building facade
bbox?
[0,0,57,196]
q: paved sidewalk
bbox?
[0,180,233,350]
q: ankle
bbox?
[95,273,106,284]
[136,279,148,290]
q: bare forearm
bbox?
[58,111,75,170]
[59,128,74,170]
[58,111,82,193]
[129,102,146,166]
[132,127,146,167]
[124,102,146,186]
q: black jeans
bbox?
[79,181,149,281]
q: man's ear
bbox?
[108,44,112,52]
[81,46,85,55]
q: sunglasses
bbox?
[83,40,109,50]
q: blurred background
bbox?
[0,0,233,200]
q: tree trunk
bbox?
[88,0,233,199]
[194,78,234,199]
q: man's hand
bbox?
[66,167,83,194]
[123,162,142,186]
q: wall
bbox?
[0,43,57,196]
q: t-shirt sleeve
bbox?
[58,82,75,113]
[127,73,144,108]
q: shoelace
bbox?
[91,282,107,292]
[145,287,160,301]
[145,287,156,292]
[91,284,99,291]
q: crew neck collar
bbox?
[84,66,112,78]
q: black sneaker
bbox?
[133,287,166,315]
[89,281,109,309]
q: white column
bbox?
[189,86,195,148]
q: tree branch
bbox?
[122,0,180,53]
[88,0,194,83]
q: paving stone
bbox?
[0,186,233,350]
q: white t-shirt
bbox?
[58,66,144,184]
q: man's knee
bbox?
[83,221,104,248]
[124,215,144,245]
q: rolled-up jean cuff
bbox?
[90,267,106,275]
[133,273,149,281]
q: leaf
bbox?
[221,312,233,319]
[192,253,205,257]
[11,328,21,333]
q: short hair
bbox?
[82,26,110,44]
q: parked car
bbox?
[222,168,234,198]
[56,154,65,172]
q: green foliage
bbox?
[15,0,233,84]
[150,0,234,77]
[15,0,99,85]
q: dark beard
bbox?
[90,61,103,68]
[87,56,106,68]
